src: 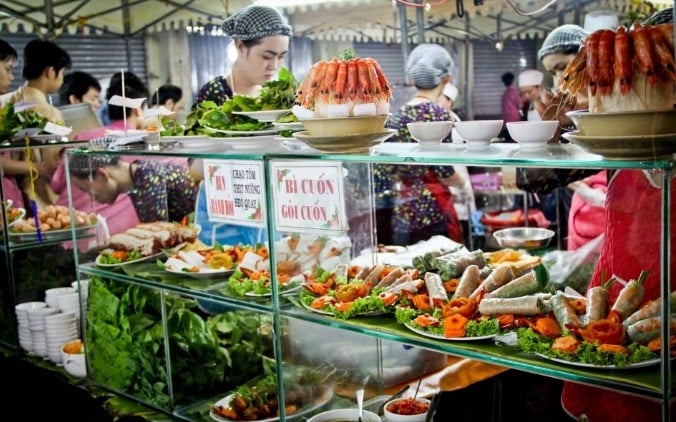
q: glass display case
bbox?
[65,142,674,421]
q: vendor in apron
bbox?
[517,69,544,121]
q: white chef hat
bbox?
[518,69,544,87]
[443,83,459,101]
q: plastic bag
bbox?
[541,234,604,294]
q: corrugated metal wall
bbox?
[472,38,538,119]
[354,42,407,85]
[2,32,147,105]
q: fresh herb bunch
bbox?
[0,103,51,142]
[257,67,298,110]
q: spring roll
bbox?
[623,292,676,327]
[627,315,676,344]
[583,286,609,325]
[609,271,648,321]
[484,271,539,299]
[469,265,514,300]
[435,249,486,279]
[453,265,482,298]
[424,272,449,307]
[479,266,493,279]
[373,267,405,289]
[550,292,582,333]
[478,296,544,316]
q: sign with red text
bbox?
[271,161,347,234]
[203,159,266,228]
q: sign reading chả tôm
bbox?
[203,159,266,228]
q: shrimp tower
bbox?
[294,57,393,118]
[559,22,675,113]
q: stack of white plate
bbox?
[44,287,76,308]
[27,306,59,357]
[15,301,47,352]
[43,312,79,364]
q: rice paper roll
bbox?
[551,292,582,333]
[424,272,449,306]
[434,249,486,280]
[623,292,676,327]
[609,272,647,321]
[484,271,539,299]
[478,296,544,316]
[469,265,514,300]
[627,315,676,344]
[479,266,493,279]
[583,286,608,325]
[453,265,482,298]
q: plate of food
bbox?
[9,223,96,242]
[534,353,660,370]
[403,322,498,341]
[1,200,25,229]
[95,250,165,267]
[232,109,292,122]
[163,248,239,278]
[210,379,333,422]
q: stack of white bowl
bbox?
[44,312,79,364]
[27,306,59,358]
[15,301,47,352]
[71,279,90,328]
[45,287,76,308]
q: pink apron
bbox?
[562,169,676,421]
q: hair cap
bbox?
[221,5,292,40]
[406,43,453,89]
[537,24,588,62]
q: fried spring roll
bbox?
[484,271,539,299]
[453,265,481,298]
[551,292,582,333]
[478,296,544,316]
[469,265,514,300]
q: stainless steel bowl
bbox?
[492,227,555,249]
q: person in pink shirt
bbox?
[500,72,522,141]
[50,72,150,235]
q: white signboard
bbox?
[202,159,266,228]
[271,161,347,235]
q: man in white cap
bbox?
[437,82,462,123]
[518,69,544,121]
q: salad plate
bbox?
[1,207,26,229]
[534,353,660,370]
[210,386,333,422]
[95,252,164,267]
[299,296,387,317]
[404,323,498,341]
[232,109,292,122]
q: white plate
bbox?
[95,252,164,267]
[232,109,292,122]
[177,138,235,152]
[204,127,282,136]
[534,353,661,370]
[300,296,387,317]
[166,266,235,279]
[273,122,305,131]
[210,386,333,422]
[9,224,96,242]
[2,207,26,229]
[404,323,498,341]
[208,135,283,149]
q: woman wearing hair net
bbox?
[373,43,465,245]
[191,4,292,246]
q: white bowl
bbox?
[384,397,431,422]
[15,301,47,314]
[407,121,453,148]
[454,120,503,145]
[307,409,381,422]
[506,121,559,147]
[61,341,86,378]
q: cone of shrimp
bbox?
[293,52,393,137]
